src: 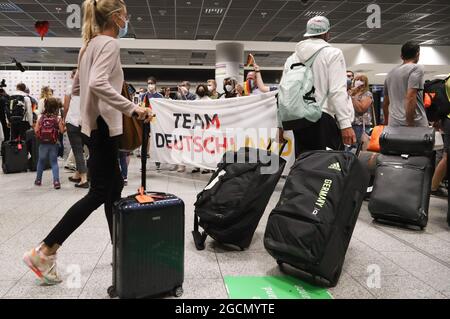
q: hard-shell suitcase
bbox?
[379,126,435,156]
[192,141,287,251]
[108,122,185,299]
[368,154,432,229]
[1,139,28,174]
[264,148,369,287]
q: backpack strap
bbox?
[304,46,330,107]
[304,46,328,68]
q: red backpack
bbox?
[38,115,59,144]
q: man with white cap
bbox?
[279,16,355,156]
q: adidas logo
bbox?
[328,162,341,171]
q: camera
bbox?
[0,79,6,88]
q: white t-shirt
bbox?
[65,84,81,127]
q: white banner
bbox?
[149,92,295,174]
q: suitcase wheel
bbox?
[173,286,183,298]
[276,260,283,266]
[107,285,118,298]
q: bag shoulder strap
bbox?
[304,46,328,68]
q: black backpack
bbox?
[193,142,287,250]
[8,95,26,124]
[424,76,450,122]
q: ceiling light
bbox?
[304,11,325,17]
[261,12,267,18]
[159,10,167,16]
[0,3,24,13]
[204,8,224,15]
[375,73,388,76]
[186,1,191,4]
[137,17,143,22]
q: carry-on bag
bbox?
[108,121,185,299]
[368,154,432,229]
[379,126,435,156]
[1,139,28,174]
[193,141,287,251]
[264,147,369,287]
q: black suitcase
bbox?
[358,151,379,199]
[25,129,50,172]
[264,149,369,287]
[1,139,28,174]
[379,126,435,156]
[192,141,287,251]
[368,154,432,229]
[108,122,185,299]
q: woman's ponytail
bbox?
[82,0,97,45]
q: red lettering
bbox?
[203,137,215,154]
[216,137,228,154]
[183,135,193,152]
[193,136,203,153]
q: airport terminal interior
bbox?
[0,0,450,300]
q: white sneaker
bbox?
[23,246,62,285]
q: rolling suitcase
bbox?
[108,122,185,299]
[369,154,432,229]
[264,148,369,287]
[1,139,28,174]
[358,151,379,199]
[192,141,287,251]
[379,126,435,156]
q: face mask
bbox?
[207,85,214,92]
[354,80,364,88]
[116,17,128,38]
[249,80,255,89]
[148,84,156,91]
[197,89,206,98]
[225,84,233,92]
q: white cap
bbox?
[304,16,330,37]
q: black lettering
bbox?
[182,114,191,129]
[155,133,165,148]
[173,113,182,128]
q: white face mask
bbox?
[225,85,233,92]
[148,84,156,91]
[354,80,364,88]
[207,85,214,92]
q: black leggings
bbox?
[43,117,124,246]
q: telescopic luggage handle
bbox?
[131,112,155,204]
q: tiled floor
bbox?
[0,158,449,299]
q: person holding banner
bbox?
[252,64,278,94]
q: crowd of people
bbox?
[0,0,444,287]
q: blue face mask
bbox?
[117,19,128,38]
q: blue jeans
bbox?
[36,143,59,182]
[118,151,129,179]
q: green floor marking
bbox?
[224,275,333,299]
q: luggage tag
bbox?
[135,187,155,204]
